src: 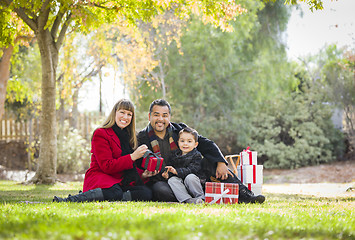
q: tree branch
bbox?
[51,6,65,39]
[37,0,50,30]
[0,0,10,8]
[55,12,72,50]
[0,0,38,32]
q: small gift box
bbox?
[237,165,263,184]
[240,146,257,165]
[141,150,164,172]
[245,183,262,195]
[205,182,239,204]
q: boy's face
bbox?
[178,132,198,155]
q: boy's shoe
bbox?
[185,198,204,204]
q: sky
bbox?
[286,0,355,59]
[79,0,355,113]
[78,67,128,114]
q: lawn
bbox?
[0,181,354,240]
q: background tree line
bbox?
[1,0,353,183]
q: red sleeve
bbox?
[91,128,134,174]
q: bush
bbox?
[249,92,345,169]
[57,123,91,174]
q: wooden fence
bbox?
[0,112,104,142]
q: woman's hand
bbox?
[141,170,158,179]
[130,144,148,161]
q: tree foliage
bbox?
[300,45,355,154]
[0,0,246,183]
[154,0,294,151]
[124,0,346,169]
[250,89,344,168]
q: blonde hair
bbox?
[94,99,137,149]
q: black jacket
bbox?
[137,122,227,181]
[168,148,204,180]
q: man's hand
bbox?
[215,162,232,180]
[141,170,158,179]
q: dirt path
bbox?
[263,183,354,197]
[262,160,355,197]
[263,160,355,184]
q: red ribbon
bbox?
[253,165,256,184]
[241,146,252,165]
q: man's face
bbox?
[149,105,171,134]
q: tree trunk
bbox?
[31,30,58,184]
[158,61,166,99]
[70,88,79,129]
[99,68,103,113]
[0,45,14,120]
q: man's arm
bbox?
[196,135,227,164]
[196,135,231,180]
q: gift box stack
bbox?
[237,147,263,195]
[205,182,239,204]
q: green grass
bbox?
[0,181,354,240]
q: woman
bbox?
[53,99,154,202]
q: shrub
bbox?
[249,92,345,169]
[57,123,91,174]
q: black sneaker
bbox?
[239,186,265,204]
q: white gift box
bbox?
[237,165,263,184]
[240,150,257,165]
[245,183,262,195]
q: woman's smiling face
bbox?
[115,109,133,129]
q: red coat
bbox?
[83,127,144,192]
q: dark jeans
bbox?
[102,183,152,201]
[150,181,178,202]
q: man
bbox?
[137,99,265,203]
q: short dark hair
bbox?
[179,127,198,142]
[149,99,171,114]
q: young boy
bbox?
[162,127,205,204]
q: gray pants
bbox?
[167,174,204,203]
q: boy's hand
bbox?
[162,171,169,179]
[165,166,177,175]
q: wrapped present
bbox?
[240,146,257,165]
[246,183,262,195]
[141,150,164,172]
[205,182,239,204]
[237,165,263,184]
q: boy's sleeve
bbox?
[176,153,202,179]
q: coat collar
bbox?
[105,127,121,146]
